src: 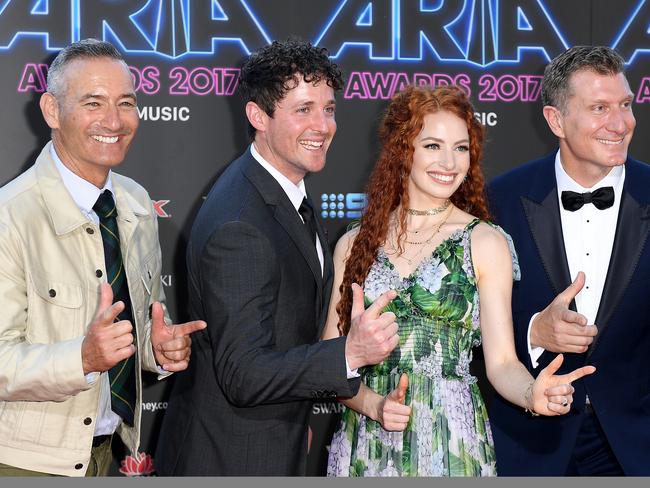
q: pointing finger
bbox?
[563,365,597,383]
[350,283,366,320]
[363,289,397,319]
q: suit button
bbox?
[84,417,92,425]
[48,289,56,298]
[95,269,103,278]
[86,227,94,235]
[75,463,83,470]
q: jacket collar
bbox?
[34,141,148,236]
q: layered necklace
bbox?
[406,199,451,216]
[391,205,454,265]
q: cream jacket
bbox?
[0,143,168,476]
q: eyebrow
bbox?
[419,136,470,144]
[79,92,137,102]
[292,99,337,107]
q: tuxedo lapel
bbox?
[521,161,573,307]
[589,160,650,357]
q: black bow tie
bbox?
[561,187,615,212]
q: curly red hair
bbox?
[336,85,491,335]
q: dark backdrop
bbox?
[1,0,648,476]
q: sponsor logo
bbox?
[320,193,366,219]
[119,452,155,477]
[141,401,168,412]
[160,275,173,287]
[312,401,345,415]
[152,200,171,218]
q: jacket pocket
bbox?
[27,274,83,342]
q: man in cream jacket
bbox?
[0,39,205,477]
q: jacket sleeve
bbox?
[0,221,91,401]
[198,220,360,407]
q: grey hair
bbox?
[47,38,125,98]
[541,45,626,113]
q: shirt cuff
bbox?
[85,371,100,385]
[527,312,545,369]
[345,357,360,379]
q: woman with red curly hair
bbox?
[324,85,595,476]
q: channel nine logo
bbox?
[320,193,366,219]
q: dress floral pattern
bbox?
[327,219,520,477]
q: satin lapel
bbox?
[521,190,573,306]
[588,187,650,358]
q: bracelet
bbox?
[524,381,540,417]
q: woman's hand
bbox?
[377,373,412,431]
[529,354,596,416]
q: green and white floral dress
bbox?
[327,219,520,477]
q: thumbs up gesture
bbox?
[82,283,136,374]
[378,373,411,431]
[530,272,598,353]
[345,283,399,370]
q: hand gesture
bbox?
[345,283,399,370]
[530,354,596,415]
[82,283,136,375]
[150,302,207,372]
[378,373,411,431]
[531,272,598,353]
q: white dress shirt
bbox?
[528,151,624,367]
[50,144,122,436]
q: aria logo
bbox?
[320,193,366,219]
[152,200,171,218]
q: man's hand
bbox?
[530,272,597,353]
[378,373,411,431]
[150,302,207,372]
[345,283,399,370]
[82,283,136,375]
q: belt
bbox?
[92,434,112,447]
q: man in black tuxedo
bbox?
[489,46,650,475]
[155,39,399,476]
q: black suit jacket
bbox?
[155,150,360,475]
[488,153,650,475]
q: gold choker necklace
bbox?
[407,200,451,216]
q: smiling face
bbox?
[407,110,471,208]
[551,70,635,185]
[249,75,337,184]
[40,57,139,188]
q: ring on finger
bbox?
[561,397,569,407]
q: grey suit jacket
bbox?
[155,149,359,475]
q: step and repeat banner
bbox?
[1,0,649,476]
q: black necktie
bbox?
[93,190,137,426]
[298,197,318,246]
[561,187,615,212]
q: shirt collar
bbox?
[50,144,114,214]
[554,150,625,193]
[250,142,306,212]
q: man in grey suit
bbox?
[155,39,399,475]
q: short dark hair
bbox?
[541,45,626,113]
[47,38,125,98]
[238,39,344,140]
